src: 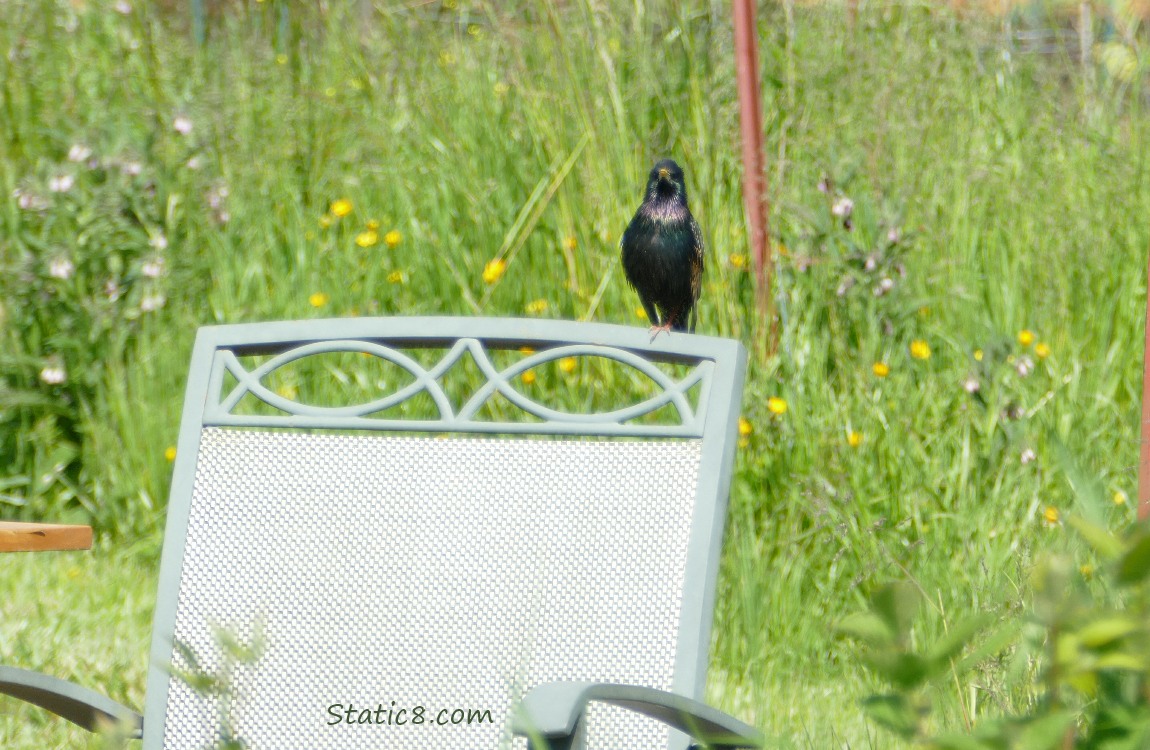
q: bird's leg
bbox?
[648,309,679,341]
[648,322,673,341]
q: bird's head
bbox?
[646,159,687,203]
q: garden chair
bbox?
[0,317,761,749]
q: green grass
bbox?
[2,0,1149,747]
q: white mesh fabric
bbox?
[161,428,702,749]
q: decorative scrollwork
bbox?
[203,338,714,438]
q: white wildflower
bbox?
[140,294,166,312]
[67,144,92,163]
[832,197,854,218]
[48,174,75,193]
[40,365,66,384]
[48,258,75,280]
[15,188,48,211]
[172,116,193,136]
[962,376,980,394]
[141,258,165,278]
[1020,448,1036,465]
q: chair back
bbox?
[144,318,746,750]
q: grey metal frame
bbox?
[1,316,757,749]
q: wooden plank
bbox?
[0,522,93,553]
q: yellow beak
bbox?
[658,168,670,179]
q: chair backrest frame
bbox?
[141,317,747,748]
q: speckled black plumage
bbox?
[620,159,705,334]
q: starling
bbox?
[620,159,705,337]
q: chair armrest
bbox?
[0,666,143,737]
[512,681,762,748]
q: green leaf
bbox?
[870,581,921,641]
[1067,515,1124,559]
[861,694,920,739]
[1051,437,1108,524]
[836,612,895,646]
[956,619,1023,674]
[1015,711,1076,750]
[927,613,993,667]
[929,733,995,750]
[863,651,931,689]
[1076,617,1140,648]
[1094,652,1146,671]
[1116,532,1150,586]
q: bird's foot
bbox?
[648,322,674,342]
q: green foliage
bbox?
[169,621,267,750]
[0,149,175,527]
[843,520,1150,749]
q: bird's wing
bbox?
[689,216,705,302]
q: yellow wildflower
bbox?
[439,50,455,66]
[1018,329,1035,347]
[767,397,788,415]
[385,230,402,248]
[483,258,507,284]
[872,362,890,378]
[918,306,931,318]
[366,219,380,231]
[848,431,862,448]
[275,53,288,65]
[728,253,747,269]
[355,230,379,248]
[559,357,577,374]
[330,198,352,218]
[1080,564,1093,580]
[974,349,984,362]
[635,306,648,321]
[563,236,577,251]
[276,384,298,400]
[738,417,753,436]
[910,340,931,360]
[525,299,549,315]
[1035,342,1050,359]
[319,214,333,228]
[1043,506,1060,525]
[164,446,177,462]
[521,370,536,385]
[309,292,330,308]
[1114,491,1128,506]
[386,270,406,284]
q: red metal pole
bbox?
[732,0,773,352]
[1139,246,1150,520]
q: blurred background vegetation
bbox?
[2,0,1149,746]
